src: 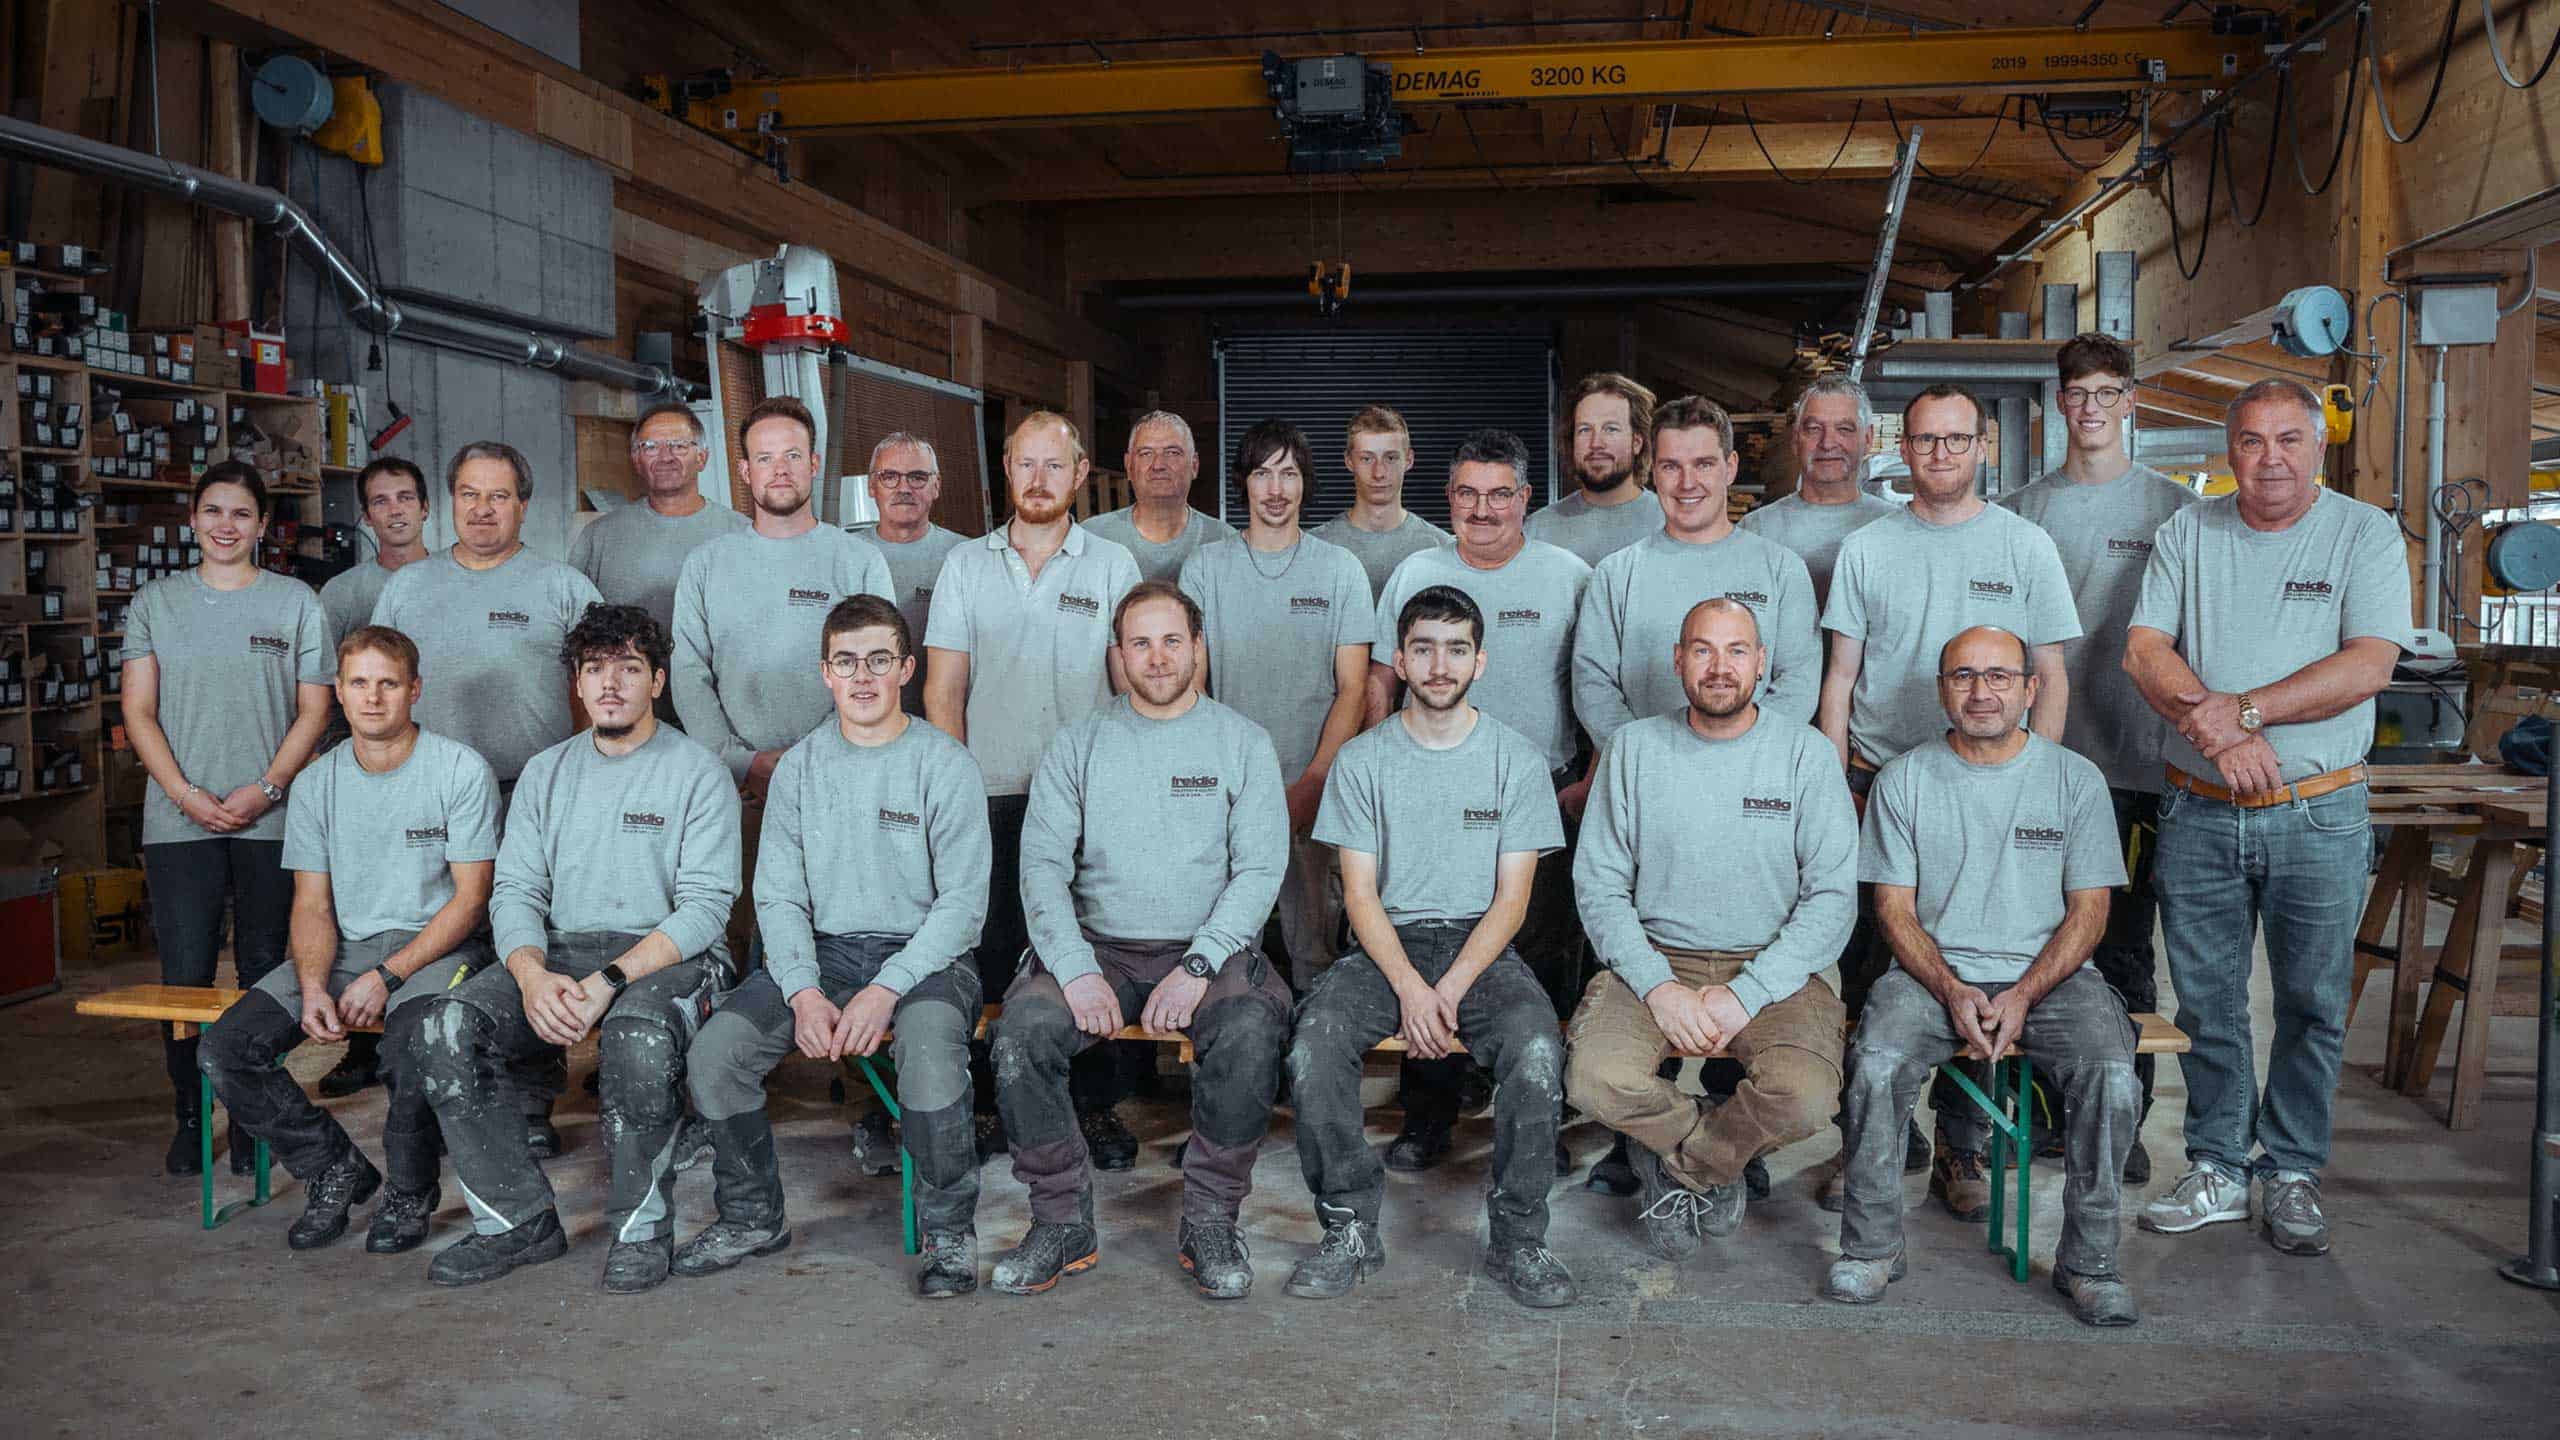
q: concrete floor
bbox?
[3,945,2556,1440]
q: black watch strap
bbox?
[372,963,404,993]
[600,962,631,993]
[1182,952,1215,979]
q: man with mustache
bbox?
[1313,404,1451,600]
[568,402,746,636]
[1527,372,1662,568]
[864,431,965,718]
[1085,410,1236,584]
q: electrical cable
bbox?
[2288,11,2363,196]
[2367,0,2461,146]
[1738,98,1863,186]
[2480,0,2560,90]
[2159,125,2220,282]
[1458,106,1507,190]
[2213,60,2286,228]
[1885,96,2008,183]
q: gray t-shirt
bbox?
[671,525,894,782]
[867,523,968,716]
[120,569,333,845]
[923,524,1142,797]
[1084,505,1237,585]
[1527,487,1664,569]
[489,724,741,967]
[1736,489,1901,611]
[1859,734,2125,985]
[2001,463,2200,792]
[1372,540,1591,770]
[566,498,748,634]
[1575,710,1857,1017]
[1181,534,1376,778]
[1573,527,1822,746]
[282,728,501,940]
[370,548,603,784]
[1020,696,1287,985]
[2130,488,2413,782]
[1315,710,1564,924]
[1313,512,1451,600]
[1823,504,2082,767]
[318,559,396,654]
[756,717,989,1001]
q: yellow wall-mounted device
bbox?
[312,77,385,167]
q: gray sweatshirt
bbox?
[671,525,893,782]
[1019,695,1288,985]
[568,497,749,633]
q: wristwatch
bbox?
[599,963,632,994]
[2237,693,2265,734]
[256,778,286,805]
[371,963,404,994]
[1181,953,1215,980]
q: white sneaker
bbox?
[2138,1163,2251,1234]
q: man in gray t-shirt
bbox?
[1083,409,1235,583]
[320,458,438,654]
[1315,405,1451,599]
[1738,490,1898,612]
[862,433,968,717]
[567,414,746,636]
[1527,371,1662,568]
[1830,624,2139,1325]
[1314,509,1449,601]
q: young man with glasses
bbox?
[866,432,965,717]
[570,402,748,635]
[1085,410,1237,584]
[1314,404,1451,600]
[677,595,992,1294]
[1998,334,2198,1183]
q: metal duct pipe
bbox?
[1116,276,1864,309]
[0,114,696,400]
[1871,358,2059,382]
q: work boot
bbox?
[990,1192,1100,1296]
[1483,1242,1578,1309]
[317,1034,381,1098]
[1586,1132,1638,1196]
[1743,1154,1772,1201]
[1822,1251,1906,1305]
[1455,1060,1493,1114]
[2260,1171,2331,1256]
[2139,1162,2251,1235]
[850,1107,900,1178]
[602,1234,675,1293]
[1698,1179,1747,1238]
[525,1113,562,1162]
[1382,1115,1453,1173]
[286,1150,381,1251]
[1932,1145,1992,1223]
[671,1217,792,1277]
[1628,1142,1707,1261]
[366,1184,440,1254]
[1177,1217,1253,1300]
[227,1118,262,1177]
[1553,1136,1573,1181]
[1904,1116,1931,1173]
[2053,1267,2140,1327]
[166,1118,204,1176]
[2123,1137,2153,1186]
[1286,1209,1385,1299]
[667,1113,714,1174]
[428,1210,568,1287]
[1814,1154,1847,1213]
[973,1112,1009,1164]
[917,1229,978,1299]
[1079,1105,1139,1172]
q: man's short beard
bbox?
[755,491,808,519]
[1688,687,1754,721]
[594,718,640,740]
[1411,678,1474,712]
[1578,456,1636,494]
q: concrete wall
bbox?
[287,82,616,558]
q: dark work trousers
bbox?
[2096,787,2164,1120]
[487,779,566,1120]
[1289,921,1565,1248]
[412,931,726,1240]
[145,838,295,1123]
[994,935,1291,1225]
[968,793,1123,1118]
[688,934,983,1236]
[1824,764,1979,1140]
[199,932,488,1191]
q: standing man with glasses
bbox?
[2001,334,2198,1183]
[1086,411,1236,584]
[2127,379,2407,1258]
[1529,373,1663,568]
[569,402,747,640]
[1315,405,1451,600]
[866,432,965,718]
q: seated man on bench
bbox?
[201,624,501,1252]
[1826,624,2139,1325]
[679,595,991,1296]
[412,603,741,1292]
[1562,598,1857,1261]
[1288,585,1575,1310]
[989,580,1292,1300]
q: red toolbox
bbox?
[0,866,62,1007]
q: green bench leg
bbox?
[853,1055,918,1256]
[198,1069,272,1232]
[1937,1054,2033,1284]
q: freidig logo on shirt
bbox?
[1496,607,1542,628]
[247,633,290,658]
[1740,795,1792,818]
[1288,595,1331,615]
[2282,578,2335,602]
[1967,578,2016,599]
[403,823,448,848]
[488,609,532,631]
[1170,774,1222,797]
[2012,824,2065,851]
[877,807,920,833]
[1057,592,1102,618]
[621,810,668,834]
[1461,805,1502,830]
[2105,537,2154,557]
[786,587,832,608]
[1723,590,1769,608]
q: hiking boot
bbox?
[1932,1146,1992,1223]
[1903,1116,1931,1173]
[1586,1132,1638,1196]
[1822,1251,1906,1305]
[2053,1267,2140,1327]
[2260,1171,2331,1256]
[1178,1218,1253,1300]
[1383,1115,1454,1173]
[227,1118,261,1177]
[667,1113,715,1174]
[992,1192,1099,1295]
[1286,1210,1385,1299]
[1814,1154,1847,1213]
[850,1107,900,1178]
[317,1035,381,1098]
[1483,1243,1578,1309]
[428,1210,568,1286]
[286,1150,381,1251]
[166,1119,204,1176]
[525,1113,562,1162]
[366,1185,440,1254]
[973,1112,1008,1164]
[671,1217,792,1277]
[917,1229,978,1298]
[2123,1137,2152,1185]
[2139,1163,2251,1235]
[1080,1105,1138,1172]
[1698,1180,1746,1238]
[602,1235,675,1293]
[1455,1060,1494,1114]
[1628,1142,1707,1261]
[1743,1154,1771,1201]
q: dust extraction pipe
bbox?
[0,114,697,400]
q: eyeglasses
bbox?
[1939,666,2024,691]
[631,439,700,457]
[873,470,937,490]
[825,651,904,678]
[2059,385,2129,410]
[1451,485,1523,508]
[1907,432,1980,456]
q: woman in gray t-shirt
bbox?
[118,461,335,1175]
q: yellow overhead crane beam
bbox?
[646,24,2245,140]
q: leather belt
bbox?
[2164,761,2368,810]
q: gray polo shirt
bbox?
[1085,505,1237,585]
[120,569,334,845]
[1372,540,1591,770]
[755,716,990,1001]
[2001,463,2200,792]
[1574,527,1822,746]
[867,523,968,716]
[2130,488,2412,783]
[923,524,1141,797]
[1020,695,1287,985]
[1181,534,1376,778]
[1736,489,1901,611]
[318,559,397,653]
[1823,504,2082,767]
[1315,710,1564,924]
[371,548,603,784]
[566,498,748,633]
[1860,734,2125,986]
[670,525,894,782]
[1575,710,1857,1017]
[282,727,501,940]
[1313,511,1451,600]
[1528,487,1664,568]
